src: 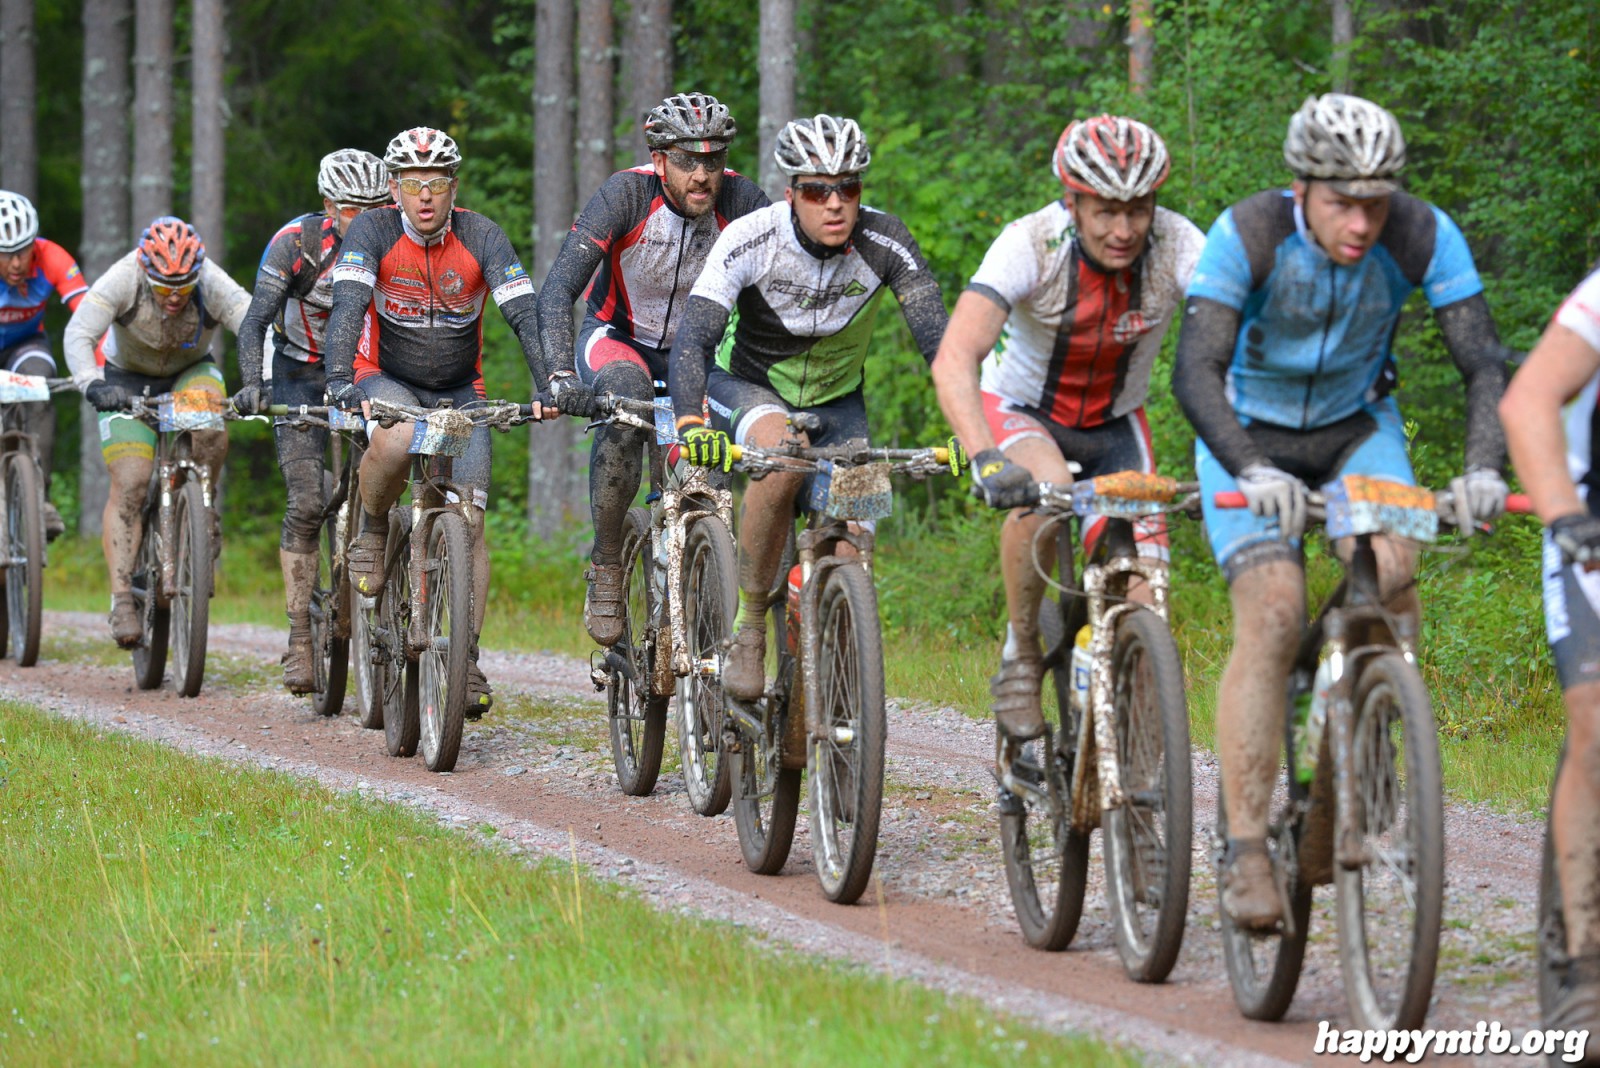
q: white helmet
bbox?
[383,127,462,174]
[1283,93,1406,197]
[0,191,39,254]
[1053,115,1171,201]
[644,92,737,152]
[318,149,390,205]
[773,115,871,177]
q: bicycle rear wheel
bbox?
[311,470,349,716]
[381,514,419,758]
[1334,650,1442,1031]
[610,506,668,796]
[808,563,886,905]
[4,455,44,667]
[170,480,211,698]
[131,507,169,690]
[419,513,471,773]
[678,515,735,816]
[1102,606,1192,983]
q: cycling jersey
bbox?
[324,205,541,392]
[971,200,1203,429]
[63,250,250,389]
[539,166,768,370]
[238,213,342,388]
[1553,268,1600,513]
[669,202,947,421]
[0,238,87,348]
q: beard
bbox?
[664,171,721,218]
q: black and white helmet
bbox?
[773,115,871,177]
[383,127,462,174]
[644,92,737,152]
[0,191,39,254]
[318,148,390,206]
[1283,93,1406,197]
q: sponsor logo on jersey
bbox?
[1002,416,1036,431]
[1111,309,1158,344]
[339,250,366,266]
[0,307,39,325]
[438,268,464,297]
[504,262,527,281]
[769,277,868,311]
[389,276,427,290]
[721,227,776,267]
[383,297,426,321]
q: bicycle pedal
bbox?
[587,652,609,692]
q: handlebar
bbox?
[1212,490,1534,515]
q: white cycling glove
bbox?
[1238,462,1308,542]
[1448,466,1508,533]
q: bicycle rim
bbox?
[678,516,735,816]
[1102,607,1192,982]
[998,730,1090,950]
[5,457,43,666]
[733,732,802,875]
[352,592,382,729]
[609,507,667,796]
[171,480,211,698]
[419,514,471,772]
[808,564,886,905]
[381,516,419,758]
[311,505,349,716]
[1335,651,1442,1030]
[1217,786,1312,1021]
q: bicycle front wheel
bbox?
[1334,650,1443,1031]
[311,470,349,716]
[1102,606,1192,983]
[381,513,419,758]
[131,508,169,690]
[419,513,472,773]
[678,515,735,816]
[609,506,667,796]
[4,455,44,666]
[170,479,212,698]
[808,563,886,905]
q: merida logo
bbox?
[770,277,869,310]
[722,227,777,267]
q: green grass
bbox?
[0,700,1129,1067]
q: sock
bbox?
[733,589,765,632]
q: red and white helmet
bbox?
[383,127,462,174]
[138,216,204,283]
[1053,115,1171,201]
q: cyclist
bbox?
[63,216,251,647]
[537,91,767,648]
[670,114,949,701]
[0,190,90,540]
[1500,268,1600,1045]
[322,126,569,718]
[932,115,1203,742]
[232,148,391,695]
[1172,93,1513,930]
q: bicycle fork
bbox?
[158,459,212,601]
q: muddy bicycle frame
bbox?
[122,391,225,605]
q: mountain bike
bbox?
[714,417,952,904]
[994,472,1197,983]
[361,396,541,772]
[1211,476,1518,1029]
[583,391,737,811]
[0,371,71,666]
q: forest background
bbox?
[8,0,1599,808]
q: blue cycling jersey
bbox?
[0,237,88,350]
[1186,189,1482,431]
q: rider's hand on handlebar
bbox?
[230,384,267,416]
[84,380,131,413]
[325,378,364,414]
[1552,513,1600,569]
[548,372,596,418]
[682,426,734,472]
[1237,462,1309,541]
[946,436,970,477]
[1448,466,1508,533]
[969,448,1034,509]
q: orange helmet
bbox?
[138,216,205,283]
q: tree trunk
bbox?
[1330,0,1353,94]
[191,0,225,357]
[576,0,614,197]
[131,0,173,232]
[0,0,37,200]
[623,0,671,166]
[529,0,584,536]
[758,0,796,199]
[78,0,132,535]
[1129,0,1153,94]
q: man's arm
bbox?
[931,291,1007,455]
[1171,296,1261,474]
[535,229,605,380]
[199,259,253,336]
[322,218,380,388]
[1502,325,1600,524]
[1434,293,1513,474]
[667,295,731,428]
[37,239,88,312]
[63,266,132,390]
[237,228,302,391]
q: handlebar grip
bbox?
[933,447,950,465]
[727,444,743,463]
[1213,491,1248,509]
[1505,493,1533,515]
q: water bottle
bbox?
[1070,625,1093,714]
[785,564,804,654]
[1294,658,1333,784]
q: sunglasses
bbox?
[792,177,863,204]
[395,176,454,195]
[663,149,727,175]
[149,280,198,299]
[334,203,378,219]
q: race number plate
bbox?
[1073,472,1179,518]
[326,407,366,433]
[158,389,225,431]
[810,460,893,521]
[653,397,678,445]
[0,371,48,403]
[1323,475,1438,542]
[408,409,474,457]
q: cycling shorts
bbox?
[1,335,54,376]
[1198,395,1414,581]
[357,372,490,510]
[1545,531,1600,689]
[98,359,225,465]
[272,349,330,478]
[983,391,1166,561]
[575,317,668,386]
